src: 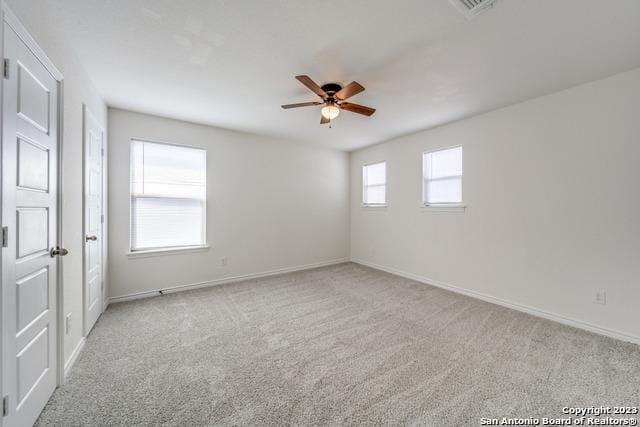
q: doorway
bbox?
[83,105,105,335]
[1,6,64,427]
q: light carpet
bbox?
[36,263,640,426]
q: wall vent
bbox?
[448,0,498,20]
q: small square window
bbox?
[423,146,463,205]
[362,161,386,206]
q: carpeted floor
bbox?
[36,263,640,426]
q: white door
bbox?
[83,106,104,334]
[1,24,62,427]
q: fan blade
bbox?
[320,114,330,124]
[339,102,376,116]
[281,102,322,109]
[296,75,327,98]
[335,81,365,100]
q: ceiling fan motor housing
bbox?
[321,83,343,96]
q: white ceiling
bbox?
[13,0,640,150]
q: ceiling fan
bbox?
[281,75,376,124]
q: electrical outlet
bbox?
[220,256,227,266]
[592,290,606,305]
[65,313,72,334]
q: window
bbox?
[130,140,206,251]
[362,161,386,206]
[423,146,463,205]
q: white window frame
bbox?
[362,160,387,207]
[422,145,464,209]
[128,138,208,254]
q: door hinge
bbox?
[1,226,8,248]
[101,214,104,224]
[101,148,105,157]
[2,395,8,417]
[3,59,9,79]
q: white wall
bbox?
[351,68,640,342]
[108,109,350,300]
[5,1,108,364]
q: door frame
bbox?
[82,104,106,336]
[0,2,66,409]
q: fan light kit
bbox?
[321,104,340,120]
[282,75,375,125]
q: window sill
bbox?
[421,204,466,213]
[362,204,387,210]
[127,245,210,259]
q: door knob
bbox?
[50,247,69,257]
[85,235,98,242]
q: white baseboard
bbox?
[351,258,640,346]
[64,337,86,378]
[108,258,350,304]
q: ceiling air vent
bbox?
[448,0,498,19]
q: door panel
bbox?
[17,138,49,191]
[16,61,50,133]
[16,208,49,259]
[2,23,59,427]
[16,326,49,406]
[16,268,49,334]
[83,106,104,334]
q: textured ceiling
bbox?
[10,0,640,150]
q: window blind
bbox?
[363,161,386,205]
[423,146,463,205]
[130,140,206,251]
